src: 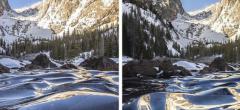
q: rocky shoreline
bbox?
[0,53,119,74]
[123,57,238,102]
[123,57,236,79]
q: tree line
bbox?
[183,38,240,62]
[0,27,118,60]
[123,10,173,59]
[123,8,240,62]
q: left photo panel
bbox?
[0,0,119,110]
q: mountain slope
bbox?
[0,1,53,44]
[0,0,11,16]
[0,0,119,58]
[190,0,240,40]
[123,0,228,59]
[0,0,118,43]
[36,0,118,34]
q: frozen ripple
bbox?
[0,69,118,110]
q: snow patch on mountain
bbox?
[123,3,162,26]
[188,0,240,40]
[0,11,53,44]
[102,0,113,7]
[171,14,227,48]
[0,0,118,44]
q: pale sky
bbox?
[181,0,220,12]
[8,0,42,9]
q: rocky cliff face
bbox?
[0,0,11,15]
[124,0,184,21]
[191,0,240,39]
[210,0,240,39]
[123,0,232,59]
[123,0,187,58]
[148,0,184,21]
[37,0,118,34]
[0,0,118,43]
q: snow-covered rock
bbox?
[173,61,207,72]
[70,57,85,66]
[0,58,30,68]
[110,58,119,64]
[39,52,62,67]
[122,56,133,64]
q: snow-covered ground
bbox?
[0,58,30,68]
[174,61,207,73]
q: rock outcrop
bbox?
[20,54,57,71]
[20,64,42,71]
[123,59,191,78]
[31,54,57,68]
[37,0,118,34]
[0,64,10,73]
[200,57,235,73]
[60,64,78,69]
[193,0,240,39]
[80,57,118,71]
[123,60,157,77]
[123,0,185,21]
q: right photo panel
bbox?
[122,0,240,109]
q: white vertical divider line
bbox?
[119,0,123,109]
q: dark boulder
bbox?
[209,57,227,71]
[123,60,158,78]
[158,60,176,78]
[60,64,78,69]
[20,64,42,71]
[227,66,235,71]
[123,59,192,79]
[0,64,10,73]
[80,57,118,71]
[19,54,57,71]
[200,67,211,74]
[32,54,57,68]
[159,60,174,72]
[173,65,192,76]
[158,60,191,78]
[200,57,234,74]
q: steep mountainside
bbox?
[0,0,118,58]
[191,0,240,40]
[0,0,118,43]
[123,0,229,59]
[0,0,11,16]
[0,1,53,44]
[124,0,184,21]
[36,0,118,34]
